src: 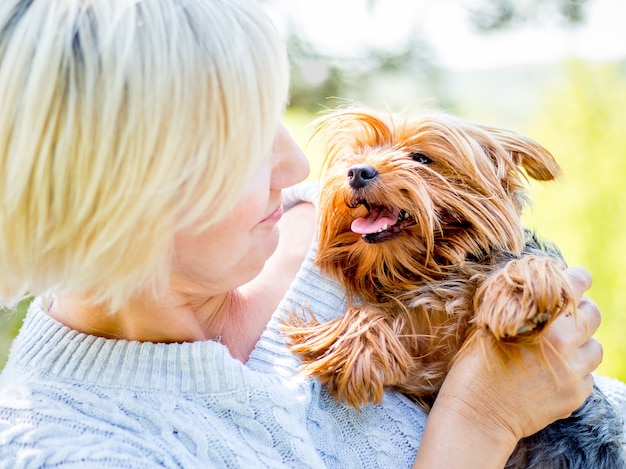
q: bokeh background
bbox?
[1,0,625,382]
[275,0,626,382]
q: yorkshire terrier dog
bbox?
[283,109,625,468]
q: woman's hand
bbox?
[413,266,602,469]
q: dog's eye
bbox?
[410,152,432,164]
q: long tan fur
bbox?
[283,109,575,411]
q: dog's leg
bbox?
[473,255,575,342]
[282,306,412,409]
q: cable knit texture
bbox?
[0,244,425,468]
[0,183,624,467]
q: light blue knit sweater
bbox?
[0,242,428,468]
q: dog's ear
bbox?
[486,127,561,182]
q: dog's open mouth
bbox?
[351,202,415,243]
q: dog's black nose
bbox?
[348,165,378,189]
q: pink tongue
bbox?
[351,206,400,234]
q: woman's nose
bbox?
[270,124,310,189]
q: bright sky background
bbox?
[265,0,626,69]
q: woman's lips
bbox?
[260,204,283,224]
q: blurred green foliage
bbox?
[524,60,626,381]
[0,298,31,369]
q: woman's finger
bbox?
[577,337,604,376]
[549,295,600,340]
[577,296,601,336]
[563,266,592,301]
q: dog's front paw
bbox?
[282,306,412,409]
[473,255,575,341]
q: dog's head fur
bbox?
[315,109,560,299]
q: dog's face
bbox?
[315,110,560,295]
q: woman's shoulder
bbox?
[0,300,324,468]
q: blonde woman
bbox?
[0,0,620,467]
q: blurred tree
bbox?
[468,0,590,32]
[284,21,444,111]
[263,0,594,111]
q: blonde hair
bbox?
[0,0,289,309]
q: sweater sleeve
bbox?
[281,181,320,212]
[249,241,426,469]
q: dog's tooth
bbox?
[382,223,388,231]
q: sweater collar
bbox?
[7,297,256,394]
